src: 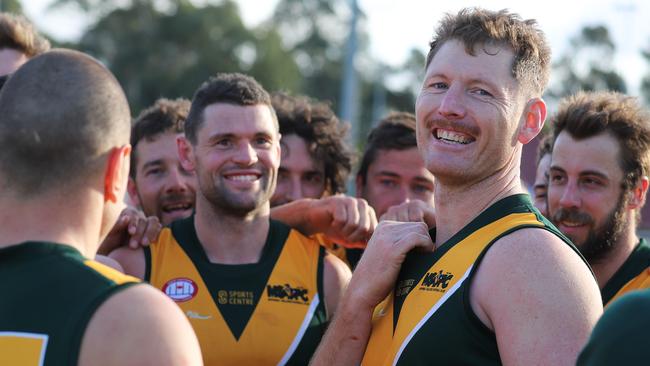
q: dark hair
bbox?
[536,133,553,165]
[551,91,650,192]
[0,49,130,196]
[272,92,353,194]
[130,97,190,178]
[185,73,276,144]
[426,8,551,96]
[357,112,417,185]
[0,12,50,57]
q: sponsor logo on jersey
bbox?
[419,270,454,293]
[162,278,198,302]
[266,283,309,304]
[186,310,212,320]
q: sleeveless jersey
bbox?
[313,233,364,270]
[145,216,328,365]
[363,194,586,365]
[601,238,650,305]
[0,241,139,366]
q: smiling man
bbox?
[312,8,600,366]
[547,91,650,305]
[128,98,196,226]
[111,73,350,365]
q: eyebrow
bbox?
[141,159,164,171]
[549,166,610,180]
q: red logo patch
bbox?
[162,278,198,302]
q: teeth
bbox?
[562,221,583,227]
[435,129,472,144]
[228,174,257,181]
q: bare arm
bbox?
[78,284,203,366]
[322,252,352,319]
[109,247,146,280]
[311,221,434,366]
[271,196,377,248]
[471,228,602,366]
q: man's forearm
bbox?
[270,199,315,234]
[311,294,374,366]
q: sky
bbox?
[20,0,650,95]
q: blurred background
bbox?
[4,0,650,229]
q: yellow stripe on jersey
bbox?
[363,212,543,366]
[607,267,650,306]
[0,332,48,366]
[83,260,140,285]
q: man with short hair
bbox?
[128,98,196,226]
[547,91,650,306]
[356,112,435,219]
[313,8,601,365]
[0,12,50,76]
[0,49,201,365]
[533,133,553,217]
[111,73,351,365]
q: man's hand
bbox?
[98,207,162,255]
[305,195,378,249]
[350,220,434,308]
[380,200,436,229]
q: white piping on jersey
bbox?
[277,293,321,366]
[392,265,474,366]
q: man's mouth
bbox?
[162,202,193,213]
[225,174,259,182]
[434,128,475,145]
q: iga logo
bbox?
[162,278,198,302]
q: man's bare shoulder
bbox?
[78,284,202,366]
[323,252,352,318]
[470,227,602,365]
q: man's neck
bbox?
[0,189,104,258]
[194,197,271,265]
[590,220,639,290]
[433,166,524,245]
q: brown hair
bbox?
[536,133,553,165]
[272,92,353,194]
[357,112,417,185]
[185,73,276,144]
[130,98,190,178]
[426,8,551,96]
[0,49,130,196]
[551,91,650,192]
[0,13,50,57]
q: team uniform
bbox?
[363,195,588,365]
[601,238,650,305]
[0,242,139,366]
[578,288,650,365]
[314,234,363,269]
[145,216,328,365]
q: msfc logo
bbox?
[419,270,454,293]
[266,283,310,304]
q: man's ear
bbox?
[518,98,547,144]
[177,136,195,172]
[628,176,649,210]
[127,177,141,208]
[104,145,131,203]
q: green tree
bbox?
[0,0,22,13]
[546,25,626,103]
[53,0,301,113]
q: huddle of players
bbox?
[2,7,650,366]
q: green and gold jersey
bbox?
[312,233,364,270]
[363,194,586,365]
[0,241,139,366]
[145,216,327,366]
[601,238,650,305]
